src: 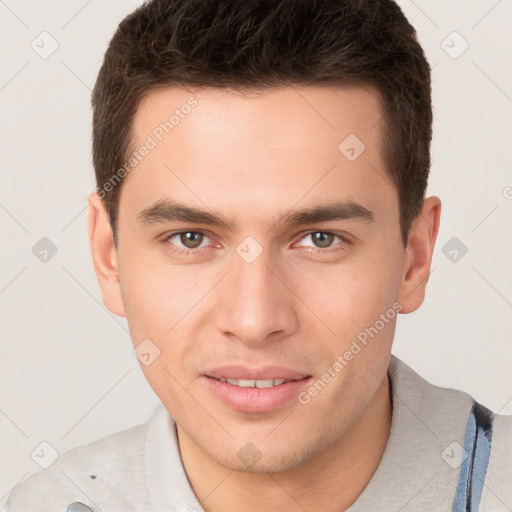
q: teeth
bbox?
[219,378,288,388]
[237,379,256,388]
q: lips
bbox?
[205,365,310,381]
[202,365,312,413]
[216,378,289,388]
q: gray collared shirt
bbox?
[4,355,512,511]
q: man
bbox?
[5,0,511,510]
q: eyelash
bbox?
[162,230,350,256]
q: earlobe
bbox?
[87,191,126,317]
[398,196,441,314]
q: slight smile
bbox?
[202,366,312,413]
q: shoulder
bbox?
[389,354,512,438]
[481,410,512,508]
[491,410,512,451]
[387,354,476,426]
[5,421,149,511]
[389,355,512,509]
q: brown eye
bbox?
[179,232,204,249]
[311,232,335,248]
[294,231,347,253]
[165,231,210,252]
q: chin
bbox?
[203,431,332,475]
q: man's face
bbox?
[111,85,408,472]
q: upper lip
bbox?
[205,365,311,381]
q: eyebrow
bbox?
[137,198,374,230]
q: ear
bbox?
[87,191,126,317]
[398,196,441,314]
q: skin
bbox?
[88,85,441,511]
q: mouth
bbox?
[202,370,312,413]
[212,377,296,388]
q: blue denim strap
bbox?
[452,400,494,511]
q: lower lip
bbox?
[202,376,312,413]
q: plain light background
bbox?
[0,0,511,502]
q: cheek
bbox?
[118,248,189,340]
[118,256,205,402]
[118,247,219,372]
[296,250,403,336]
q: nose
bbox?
[213,244,299,346]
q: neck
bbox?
[178,374,392,512]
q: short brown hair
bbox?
[92,0,432,246]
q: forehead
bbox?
[134,84,384,148]
[122,85,395,224]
